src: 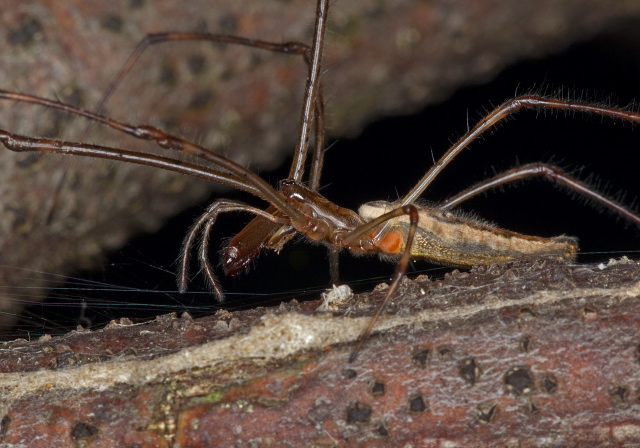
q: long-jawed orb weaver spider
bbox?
[2,0,640,360]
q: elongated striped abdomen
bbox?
[358,201,577,267]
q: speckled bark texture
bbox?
[2,0,640,326]
[0,258,639,446]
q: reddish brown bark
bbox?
[1,259,640,446]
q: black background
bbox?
[15,22,640,337]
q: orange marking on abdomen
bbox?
[377,230,403,254]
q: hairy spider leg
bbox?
[45,17,327,238]
[403,96,640,206]
[440,162,640,227]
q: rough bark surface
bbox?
[0,258,639,446]
[2,0,640,325]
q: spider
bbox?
[1,0,640,360]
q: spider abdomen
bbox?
[359,201,578,267]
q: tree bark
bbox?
[1,259,639,446]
